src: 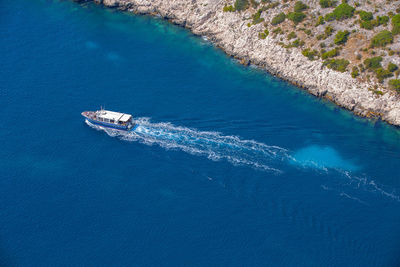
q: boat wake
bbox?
[85,118,400,202]
[86,118,289,173]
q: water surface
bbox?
[1,0,400,266]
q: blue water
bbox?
[1,0,400,266]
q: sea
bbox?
[1,0,400,266]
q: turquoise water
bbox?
[1,0,400,266]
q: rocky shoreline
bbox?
[78,0,400,126]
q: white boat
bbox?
[81,108,136,131]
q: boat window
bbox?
[110,119,114,123]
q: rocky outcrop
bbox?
[83,0,400,126]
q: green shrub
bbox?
[359,15,389,30]
[316,26,335,40]
[392,14,400,35]
[316,16,325,26]
[252,10,265,24]
[287,31,297,40]
[259,32,267,39]
[389,79,400,91]
[234,0,249,11]
[359,11,373,21]
[388,63,398,72]
[321,48,339,59]
[320,0,337,8]
[286,38,305,48]
[323,58,349,72]
[287,12,307,24]
[360,20,376,30]
[334,30,350,45]
[364,56,382,69]
[272,27,283,35]
[302,48,318,60]
[351,66,359,78]
[325,12,336,21]
[332,3,355,20]
[370,30,393,48]
[223,5,235,12]
[377,16,389,26]
[294,1,308,12]
[271,12,286,25]
[375,68,393,82]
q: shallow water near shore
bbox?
[1,0,400,266]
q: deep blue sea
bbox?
[1,0,400,266]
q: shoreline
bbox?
[77,0,400,127]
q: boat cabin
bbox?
[96,110,132,126]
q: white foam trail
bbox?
[86,118,288,173]
[85,118,400,202]
[339,192,369,206]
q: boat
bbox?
[81,108,136,131]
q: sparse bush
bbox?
[377,16,389,26]
[287,31,297,40]
[321,48,339,59]
[360,20,375,30]
[272,27,284,35]
[334,30,350,45]
[286,38,305,48]
[252,10,264,24]
[259,29,270,39]
[316,16,325,26]
[389,79,400,91]
[351,66,359,78]
[323,58,349,72]
[223,5,235,12]
[364,56,382,69]
[359,11,373,21]
[302,48,318,60]
[325,12,336,21]
[271,12,286,25]
[392,14,400,35]
[388,63,398,72]
[234,0,249,11]
[294,1,308,12]
[375,68,393,83]
[370,30,393,48]
[287,12,307,24]
[332,3,355,20]
[320,0,337,8]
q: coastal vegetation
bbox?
[234,0,248,11]
[334,30,349,45]
[319,0,337,8]
[221,0,400,94]
[370,30,393,48]
[271,12,286,25]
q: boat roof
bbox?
[97,110,132,122]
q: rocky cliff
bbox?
[78,0,400,126]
